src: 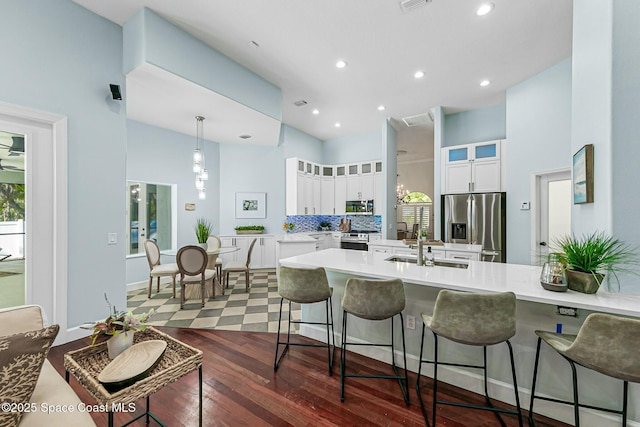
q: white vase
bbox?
[107,331,134,359]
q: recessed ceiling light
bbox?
[480,80,491,87]
[378,105,386,111]
[334,122,341,128]
[312,109,319,115]
[476,3,494,16]
[414,70,425,79]
[336,60,347,69]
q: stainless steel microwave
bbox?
[345,200,374,215]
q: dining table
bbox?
[161,246,240,301]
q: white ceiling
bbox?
[73,0,573,156]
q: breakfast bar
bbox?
[279,248,640,426]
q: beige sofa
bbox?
[0,305,96,426]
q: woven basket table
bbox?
[64,327,203,426]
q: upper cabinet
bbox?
[286,157,382,216]
[442,140,505,194]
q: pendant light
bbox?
[193,116,207,196]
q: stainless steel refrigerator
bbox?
[442,193,506,262]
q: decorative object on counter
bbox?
[192,116,208,200]
[82,294,154,358]
[195,217,212,249]
[319,221,331,231]
[572,144,594,204]
[338,218,351,232]
[282,222,295,233]
[235,192,266,218]
[554,231,638,293]
[235,225,265,235]
[539,253,567,292]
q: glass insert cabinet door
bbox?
[127,182,173,255]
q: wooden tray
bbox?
[98,340,167,392]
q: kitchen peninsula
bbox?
[279,249,640,426]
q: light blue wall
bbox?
[219,124,323,235]
[443,104,506,147]
[123,8,282,120]
[571,1,613,235]
[125,120,220,284]
[0,0,127,326]
[383,121,397,240]
[323,130,382,164]
[281,124,323,162]
[506,58,573,265]
[611,0,640,251]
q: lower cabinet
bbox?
[219,235,276,269]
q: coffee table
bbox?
[64,327,203,427]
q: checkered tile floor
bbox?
[127,269,301,333]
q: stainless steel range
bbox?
[340,229,378,251]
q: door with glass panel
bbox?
[127,182,173,255]
[0,131,26,308]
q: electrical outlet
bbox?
[557,306,578,317]
[406,315,416,330]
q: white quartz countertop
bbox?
[276,234,318,243]
[368,239,482,253]
[279,248,640,317]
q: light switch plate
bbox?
[107,233,117,245]
[520,202,530,210]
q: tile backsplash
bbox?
[284,215,381,233]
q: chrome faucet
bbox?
[416,207,424,266]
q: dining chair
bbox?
[397,222,408,240]
[143,239,179,299]
[176,245,216,309]
[206,234,223,278]
[222,238,257,293]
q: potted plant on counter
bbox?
[195,218,212,249]
[235,225,265,235]
[319,221,331,231]
[554,231,638,293]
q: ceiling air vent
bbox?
[402,112,433,127]
[400,0,431,13]
[239,134,252,140]
[293,99,308,107]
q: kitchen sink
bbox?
[385,255,469,269]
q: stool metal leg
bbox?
[398,313,410,405]
[340,310,348,402]
[623,381,628,427]
[506,340,523,427]
[432,332,439,427]
[528,337,543,426]
[568,358,581,427]
[416,322,431,427]
[325,296,335,375]
[273,298,287,370]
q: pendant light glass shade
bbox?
[193,115,207,194]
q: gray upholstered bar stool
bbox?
[416,290,522,427]
[274,266,335,375]
[529,313,640,426]
[340,277,409,404]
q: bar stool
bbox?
[340,277,409,404]
[529,313,640,426]
[416,290,522,427]
[274,266,335,375]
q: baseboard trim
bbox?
[300,325,639,427]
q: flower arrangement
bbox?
[282,222,295,232]
[83,294,154,345]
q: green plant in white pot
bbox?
[554,231,638,293]
[195,218,212,249]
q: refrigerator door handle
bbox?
[482,251,500,256]
[469,195,476,244]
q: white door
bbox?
[533,170,571,263]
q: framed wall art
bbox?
[572,144,594,204]
[235,192,266,218]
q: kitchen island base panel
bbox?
[299,270,636,427]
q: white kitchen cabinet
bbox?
[286,158,381,215]
[369,246,391,254]
[444,250,479,261]
[330,232,342,248]
[443,140,503,194]
[334,175,347,215]
[219,235,275,268]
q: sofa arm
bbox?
[0,305,46,337]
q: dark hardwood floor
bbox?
[48,328,569,426]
